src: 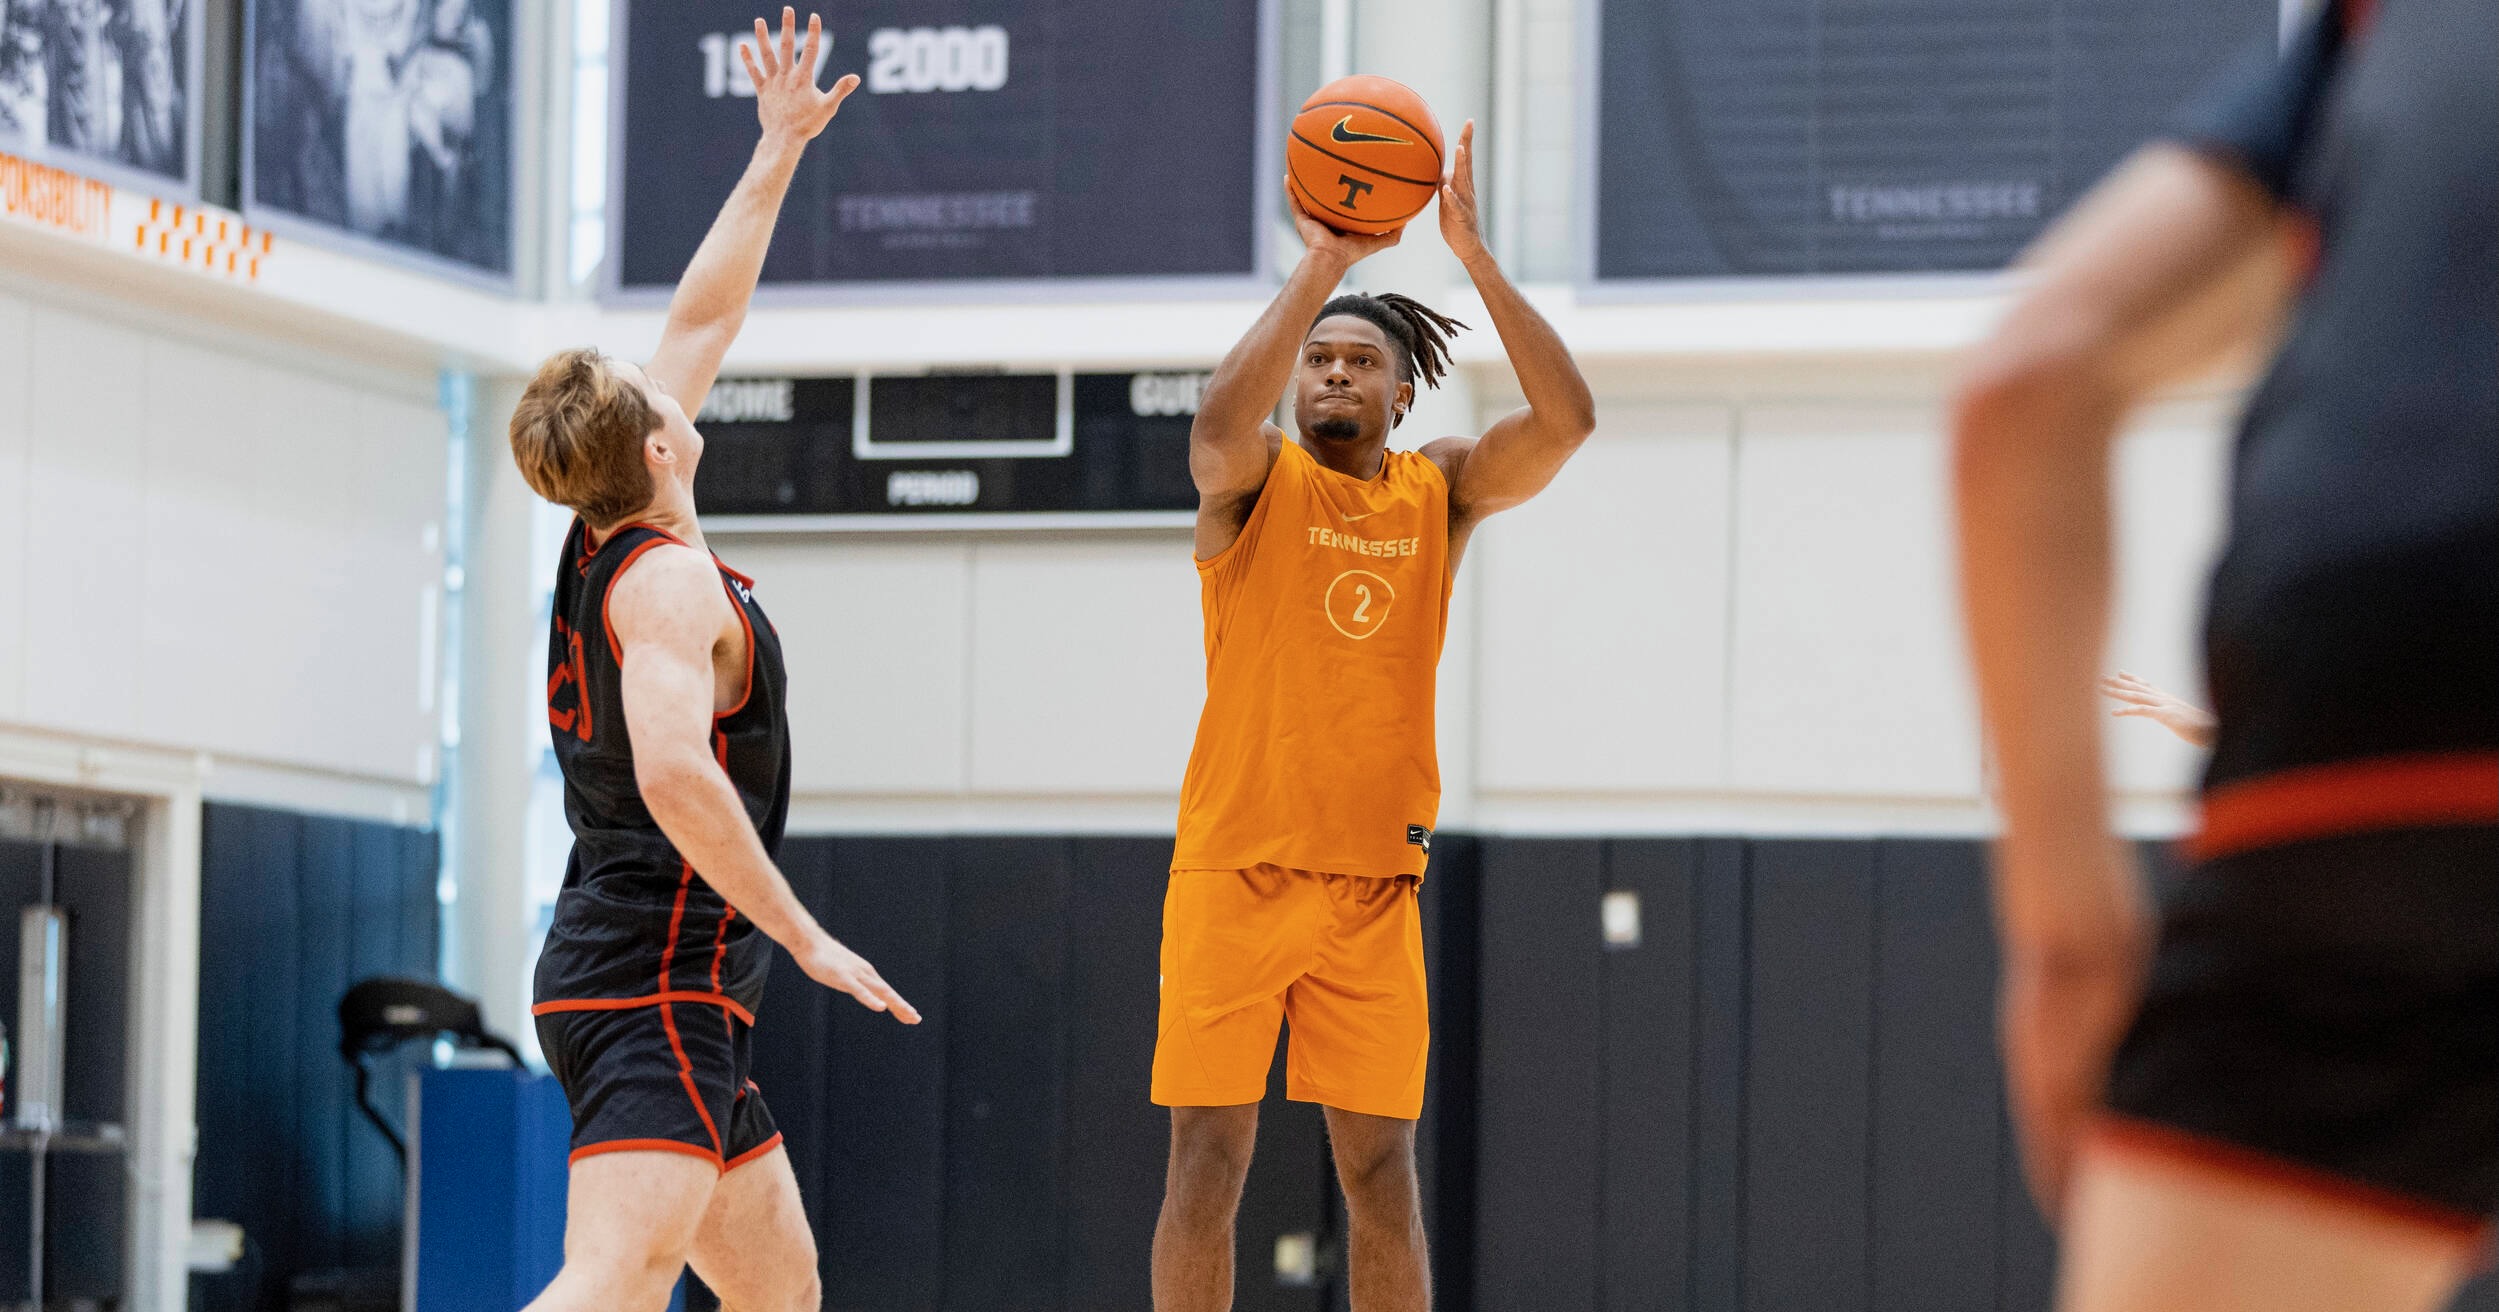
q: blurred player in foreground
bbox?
[507,14,917,1312]
[1953,0,2496,1308]
[1153,121,1594,1312]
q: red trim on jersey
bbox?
[660,999,723,1159]
[658,860,725,1159]
[568,1138,722,1169]
[2187,752,2499,862]
[722,1132,785,1174]
[600,536,680,666]
[582,518,685,556]
[714,579,759,720]
[528,991,756,1026]
[2087,1116,2492,1250]
[710,905,737,1037]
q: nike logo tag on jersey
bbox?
[1407,825,1432,852]
[1341,510,1378,522]
[1331,116,1411,146]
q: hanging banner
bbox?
[244,0,517,279]
[610,0,1264,292]
[1593,0,2274,282]
[0,0,201,195]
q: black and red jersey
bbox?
[532,520,791,1021]
[2172,0,2498,810]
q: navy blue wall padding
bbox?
[1456,835,2437,1312]
[1415,833,1482,1311]
[1600,840,1699,1310]
[1689,838,1750,1312]
[755,836,1337,1312]
[941,836,1072,1309]
[1061,837,1178,1310]
[192,802,439,1310]
[442,826,2499,1312]
[1870,841,2002,1312]
[1472,838,1606,1310]
[1745,841,1878,1312]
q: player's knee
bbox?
[1171,1108,1256,1171]
[1331,1133,1417,1211]
[555,1242,687,1312]
[1165,1120,1256,1220]
[1171,1131,1254,1193]
[755,1265,822,1312]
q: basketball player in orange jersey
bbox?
[506,14,917,1312]
[1152,120,1594,1312]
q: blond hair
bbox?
[508,349,658,527]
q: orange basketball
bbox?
[1287,75,1445,236]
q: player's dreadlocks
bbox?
[1312,292,1468,394]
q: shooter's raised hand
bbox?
[741,7,861,143]
[1287,183,1404,269]
[1437,119,1488,263]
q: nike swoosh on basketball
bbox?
[1330,116,1410,146]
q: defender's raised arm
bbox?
[644,7,861,420]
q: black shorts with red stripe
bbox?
[2102,761,2499,1242]
[534,993,782,1172]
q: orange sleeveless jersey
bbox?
[1174,439,1453,879]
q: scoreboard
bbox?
[694,370,1210,526]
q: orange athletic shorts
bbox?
[1151,865,1429,1120]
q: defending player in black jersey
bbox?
[504,13,915,1312]
[1953,0,2496,1307]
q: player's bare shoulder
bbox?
[1419,435,1477,480]
[606,542,735,653]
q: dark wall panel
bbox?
[1062,837,1176,1310]
[1871,840,2001,1312]
[1690,838,1750,1312]
[942,837,1072,1309]
[1601,839,1699,1310]
[777,835,953,1311]
[0,837,137,1301]
[1472,839,1605,1312]
[1233,1050,1328,1312]
[1745,841,1877,1312]
[194,802,439,1310]
[345,822,412,1263]
[1418,834,1482,1311]
[747,839,830,1248]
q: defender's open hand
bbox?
[796,931,922,1024]
[741,8,860,144]
[2100,670,2217,747]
